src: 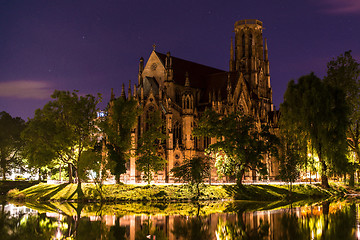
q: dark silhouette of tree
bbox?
[324,51,360,186]
[0,111,25,180]
[171,156,210,199]
[100,96,140,183]
[280,73,349,188]
[278,128,304,193]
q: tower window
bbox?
[249,34,253,57]
[242,33,245,57]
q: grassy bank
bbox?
[7,182,343,202]
[0,180,40,196]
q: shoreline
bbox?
[6,182,346,203]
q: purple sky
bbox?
[1,0,360,120]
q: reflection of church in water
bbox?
[114,19,279,183]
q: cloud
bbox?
[0,80,53,99]
[317,0,360,14]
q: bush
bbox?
[7,188,25,200]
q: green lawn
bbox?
[7,182,341,202]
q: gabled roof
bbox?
[154,51,226,88]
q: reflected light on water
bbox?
[2,200,360,239]
[55,229,62,240]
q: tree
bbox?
[193,110,278,187]
[136,110,167,184]
[324,51,360,186]
[100,97,140,183]
[22,90,101,196]
[280,73,349,188]
[278,132,302,193]
[0,111,25,180]
[171,156,211,199]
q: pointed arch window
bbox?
[242,33,245,57]
[173,121,182,148]
[249,33,253,57]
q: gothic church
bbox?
[115,19,279,183]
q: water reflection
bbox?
[1,200,359,239]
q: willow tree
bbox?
[324,51,360,185]
[22,90,101,195]
[193,110,278,187]
[280,73,349,188]
[100,96,140,183]
[278,128,305,192]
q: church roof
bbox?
[155,51,226,88]
[155,51,234,102]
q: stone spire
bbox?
[185,72,190,87]
[227,73,232,102]
[121,83,125,98]
[229,37,234,72]
[133,84,137,97]
[165,52,173,82]
[138,57,144,85]
[110,88,115,101]
[128,80,131,98]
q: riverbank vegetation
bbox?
[7,182,345,202]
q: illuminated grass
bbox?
[8,183,339,202]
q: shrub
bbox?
[7,188,25,200]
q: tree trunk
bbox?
[1,159,6,181]
[68,164,73,183]
[349,171,355,187]
[115,174,120,184]
[75,166,84,201]
[236,168,245,187]
[196,183,200,200]
[38,168,42,181]
[321,160,330,188]
[318,149,330,188]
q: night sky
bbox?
[1,0,359,120]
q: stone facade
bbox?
[115,19,279,183]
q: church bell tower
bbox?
[230,19,273,115]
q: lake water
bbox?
[1,199,359,239]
